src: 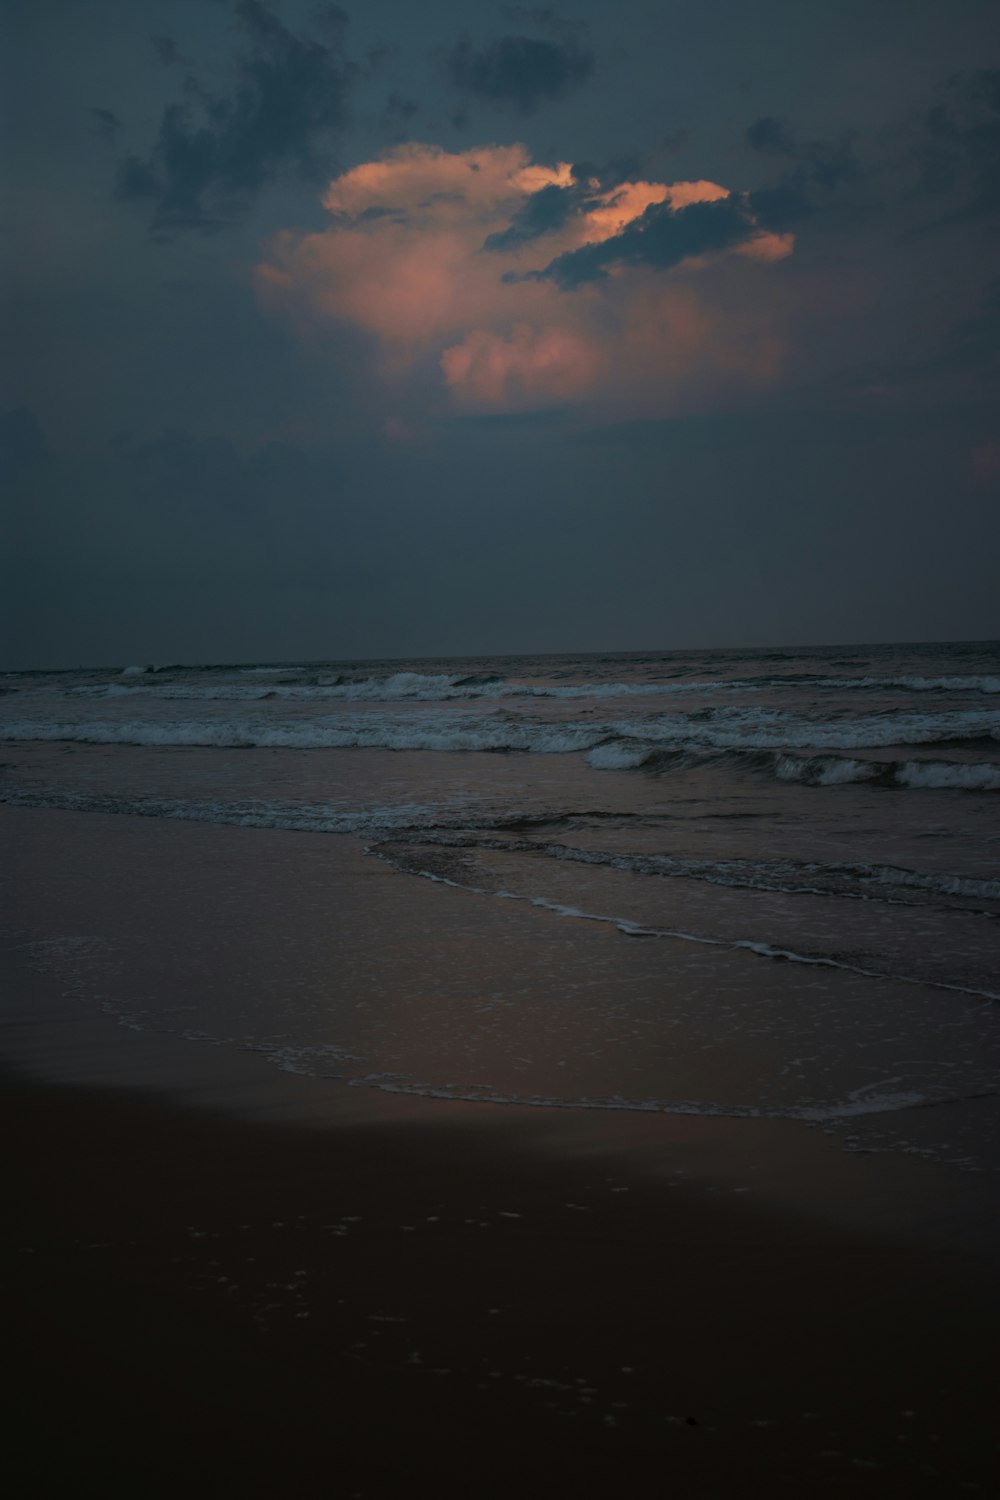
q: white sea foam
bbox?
[630,705,1000,751]
[822,675,1000,695]
[0,714,605,754]
[368,1080,934,1121]
[584,741,654,769]
[3,708,999,791]
[896,760,1000,791]
[73,672,703,703]
[861,864,1000,900]
[772,754,878,785]
[772,755,1000,791]
[65,668,1000,702]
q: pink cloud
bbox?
[255,143,795,414]
[441,324,601,406]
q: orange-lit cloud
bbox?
[255,143,794,414]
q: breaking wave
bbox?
[825,674,1000,694]
[3,705,1000,790]
[59,667,1000,703]
[588,743,1000,791]
[770,753,1000,792]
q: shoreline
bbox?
[4,799,1000,1493]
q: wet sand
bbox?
[3,804,1000,1495]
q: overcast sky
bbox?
[2,0,998,667]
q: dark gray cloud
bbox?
[88,107,123,142]
[447,32,594,113]
[116,1,355,230]
[660,127,690,153]
[911,69,1000,229]
[382,92,419,129]
[482,160,633,251]
[151,36,190,69]
[747,71,1000,237]
[483,179,591,251]
[515,194,757,287]
[745,116,862,230]
[745,115,796,156]
[311,5,351,45]
[500,6,589,43]
[746,178,817,232]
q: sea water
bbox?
[3,640,1000,1166]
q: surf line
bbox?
[367,847,1000,1007]
[377,828,1000,918]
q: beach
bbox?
[4,799,999,1496]
[10,0,1000,1487]
[5,1068,999,1498]
[3,644,1000,1493]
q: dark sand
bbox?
[3,805,1000,1496]
[4,1073,999,1498]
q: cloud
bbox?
[88,107,123,142]
[500,6,588,41]
[910,69,1000,229]
[746,116,796,156]
[527,193,759,287]
[482,179,592,251]
[383,93,419,125]
[256,142,794,414]
[446,33,594,113]
[744,117,862,230]
[151,36,191,69]
[116,1,355,230]
[745,73,1000,239]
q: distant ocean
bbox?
[4,639,1000,1167]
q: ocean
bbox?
[3,638,1000,1169]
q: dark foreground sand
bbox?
[3,805,999,1496]
[4,1070,1000,1498]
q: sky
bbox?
[2,0,999,667]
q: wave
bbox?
[62,667,1000,703]
[823,674,1000,695]
[590,743,1000,792]
[3,709,999,788]
[0,786,490,837]
[67,671,746,703]
[0,714,601,754]
[769,752,1000,792]
[633,705,1000,751]
[79,670,499,702]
